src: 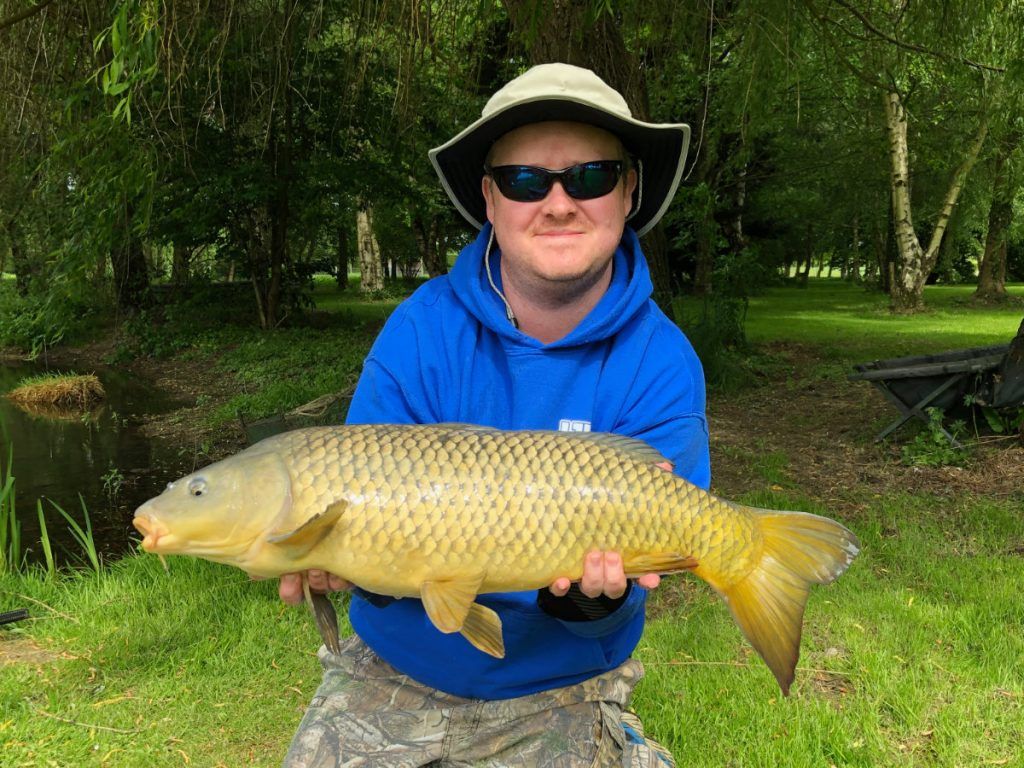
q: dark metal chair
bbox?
[849,343,1019,445]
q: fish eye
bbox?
[188,478,207,497]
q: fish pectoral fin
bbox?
[266,500,347,556]
[460,602,504,658]
[623,552,698,577]
[420,575,485,633]
[302,574,341,654]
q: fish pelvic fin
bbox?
[302,574,341,654]
[461,603,504,658]
[266,500,347,558]
[421,575,506,658]
[421,574,485,633]
[714,510,860,696]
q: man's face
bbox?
[481,121,637,300]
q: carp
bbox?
[133,423,859,694]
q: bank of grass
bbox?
[1,488,1021,767]
[744,280,1024,362]
[5,372,104,409]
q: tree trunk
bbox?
[336,224,350,290]
[975,131,1021,302]
[847,215,862,283]
[501,0,674,305]
[884,90,988,312]
[171,243,191,285]
[414,215,448,278]
[357,204,384,293]
[110,203,149,314]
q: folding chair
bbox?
[849,344,1010,446]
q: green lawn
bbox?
[2,278,1023,767]
[744,280,1024,361]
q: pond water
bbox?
[0,359,198,567]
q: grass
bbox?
[5,372,104,409]
[744,280,1024,362]
[1,557,336,766]
[204,323,380,429]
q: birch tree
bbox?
[804,0,1015,311]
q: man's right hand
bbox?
[279,570,352,605]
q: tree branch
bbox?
[831,0,1006,74]
[0,0,57,33]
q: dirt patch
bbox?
[707,342,1024,514]
[0,636,64,666]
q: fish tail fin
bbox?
[711,509,859,695]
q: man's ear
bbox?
[623,167,638,217]
[481,175,496,223]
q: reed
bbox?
[0,444,21,574]
[46,496,101,573]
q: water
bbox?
[0,359,198,566]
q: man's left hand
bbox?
[548,550,661,599]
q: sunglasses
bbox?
[485,160,624,202]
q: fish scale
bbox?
[134,422,859,694]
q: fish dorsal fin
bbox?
[555,431,668,465]
[461,603,504,658]
[432,422,496,433]
[266,500,347,557]
[420,574,485,633]
[432,424,669,466]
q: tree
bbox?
[802,0,1020,311]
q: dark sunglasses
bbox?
[484,160,624,202]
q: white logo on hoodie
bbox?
[558,419,591,432]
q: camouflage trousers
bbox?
[283,636,675,768]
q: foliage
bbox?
[671,294,753,391]
[900,408,971,467]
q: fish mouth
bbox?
[132,513,170,552]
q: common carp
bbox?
[133,423,859,694]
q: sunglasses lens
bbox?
[489,161,623,202]
[494,167,552,202]
[563,162,621,199]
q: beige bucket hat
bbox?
[429,63,690,237]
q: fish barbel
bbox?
[133,423,859,694]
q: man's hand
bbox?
[548,551,661,599]
[278,570,352,605]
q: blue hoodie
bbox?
[344,224,710,700]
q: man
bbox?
[281,63,709,767]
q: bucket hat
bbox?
[429,63,690,237]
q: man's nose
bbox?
[541,180,578,216]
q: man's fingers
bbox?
[637,573,661,590]
[580,551,604,598]
[548,577,571,596]
[279,572,303,605]
[307,569,329,591]
[327,574,351,591]
[602,552,627,599]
